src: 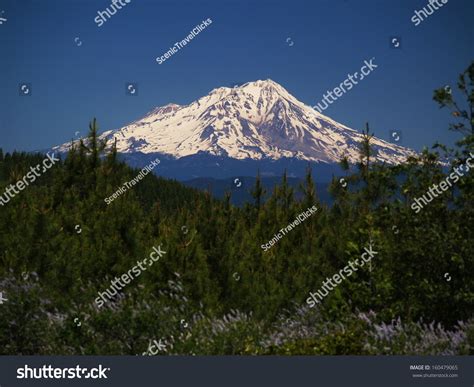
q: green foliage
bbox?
[1,63,474,355]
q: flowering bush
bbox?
[1,273,472,355]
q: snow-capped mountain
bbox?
[54,79,413,164]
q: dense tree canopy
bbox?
[0,62,473,355]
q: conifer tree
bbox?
[250,170,265,213]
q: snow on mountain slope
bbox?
[54,79,414,164]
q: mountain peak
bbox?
[248,79,280,86]
[145,103,181,117]
[209,79,285,95]
[54,80,414,165]
[239,79,287,93]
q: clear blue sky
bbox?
[0,0,473,153]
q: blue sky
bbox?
[0,0,473,153]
